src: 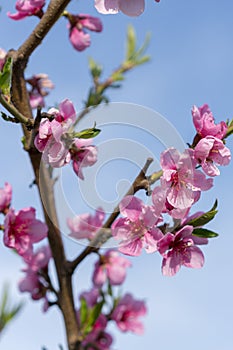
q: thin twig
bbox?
[68,158,162,273]
[0,92,34,129]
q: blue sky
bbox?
[0,1,233,349]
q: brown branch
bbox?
[9,1,82,349]
[68,158,160,273]
[0,92,34,128]
[17,0,72,60]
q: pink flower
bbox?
[26,73,54,109]
[192,104,227,139]
[111,293,147,334]
[77,289,113,349]
[18,245,51,305]
[8,0,45,20]
[80,288,100,307]
[152,185,192,220]
[95,0,145,17]
[0,48,7,71]
[160,148,213,210]
[0,182,12,214]
[34,99,76,167]
[194,136,231,176]
[157,225,206,276]
[68,14,102,51]
[67,207,105,240]
[111,196,163,256]
[81,314,113,350]
[92,250,131,287]
[71,138,98,180]
[3,207,48,260]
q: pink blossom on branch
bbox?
[67,14,103,51]
[157,225,207,276]
[78,288,113,349]
[111,293,147,334]
[92,250,131,287]
[71,138,98,180]
[81,313,113,350]
[8,0,46,20]
[194,136,231,176]
[111,195,163,256]
[26,73,54,109]
[34,99,76,167]
[3,207,48,260]
[0,182,12,214]
[18,245,51,308]
[192,104,227,139]
[160,148,213,210]
[152,185,193,220]
[67,207,105,240]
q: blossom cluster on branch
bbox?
[0,1,233,349]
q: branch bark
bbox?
[8,1,82,349]
[68,158,163,273]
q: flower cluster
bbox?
[18,245,51,310]
[0,183,52,310]
[0,183,48,261]
[8,0,46,20]
[110,104,231,275]
[34,99,98,179]
[67,104,231,278]
[192,104,230,176]
[75,249,146,349]
[68,207,105,240]
[26,73,54,109]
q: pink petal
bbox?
[29,220,48,243]
[119,195,143,221]
[183,246,205,269]
[7,11,29,20]
[160,148,180,170]
[59,99,76,123]
[93,265,107,287]
[118,238,143,256]
[95,0,119,14]
[119,0,145,17]
[167,185,194,209]
[162,251,182,277]
[143,229,163,254]
[69,27,91,51]
[79,14,103,32]
[157,232,174,255]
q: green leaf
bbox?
[135,55,151,66]
[186,200,218,227]
[0,285,23,332]
[192,228,219,238]
[0,57,13,97]
[75,125,101,139]
[83,301,104,335]
[79,298,88,326]
[88,57,102,79]
[126,25,136,60]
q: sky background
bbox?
[0,0,233,349]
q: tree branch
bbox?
[17,0,72,60]
[9,1,82,349]
[68,158,163,273]
[0,92,34,128]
